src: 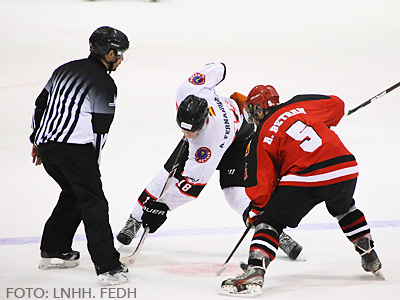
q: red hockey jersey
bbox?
[245,94,358,209]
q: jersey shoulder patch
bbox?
[195,147,211,163]
[188,72,206,85]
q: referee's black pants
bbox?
[38,142,120,274]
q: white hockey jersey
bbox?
[145,63,245,210]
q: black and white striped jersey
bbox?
[30,55,117,164]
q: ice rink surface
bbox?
[1,0,399,299]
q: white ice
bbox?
[1,0,399,299]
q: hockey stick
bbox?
[216,224,252,276]
[120,227,150,265]
[120,137,189,265]
[346,81,400,115]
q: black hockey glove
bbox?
[242,203,252,227]
[142,201,169,233]
[242,203,264,227]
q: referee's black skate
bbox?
[38,250,80,270]
[354,236,384,279]
[98,264,128,285]
[220,262,265,297]
[279,232,305,260]
[117,216,142,245]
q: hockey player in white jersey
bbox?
[117,62,303,260]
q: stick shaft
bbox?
[159,138,188,195]
[224,225,251,264]
[128,227,150,264]
[216,225,251,276]
[120,227,150,265]
[347,81,400,115]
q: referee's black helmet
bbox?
[89,26,129,57]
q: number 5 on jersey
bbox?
[286,120,322,152]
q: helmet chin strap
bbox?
[107,62,113,74]
[106,50,119,74]
[107,57,118,74]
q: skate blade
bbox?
[38,258,79,270]
[372,269,385,280]
[220,285,261,298]
[296,251,307,261]
[98,273,128,286]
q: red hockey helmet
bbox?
[244,85,279,123]
[246,85,279,109]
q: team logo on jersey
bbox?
[195,147,211,163]
[188,72,206,85]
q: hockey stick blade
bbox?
[346,81,400,115]
[216,225,252,276]
[216,263,228,277]
[120,227,150,265]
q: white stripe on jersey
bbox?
[280,165,359,183]
[35,72,91,144]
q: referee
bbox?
[30,26,129,285]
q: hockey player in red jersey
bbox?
[220,85,384,297]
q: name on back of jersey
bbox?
[264,107,306,145]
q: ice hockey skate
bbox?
[98,264,128,285]
[116,216,142,246]
[38,250,80,270]
[354,236,384,279]
[279,232,306,261]
[220,262,265,297]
